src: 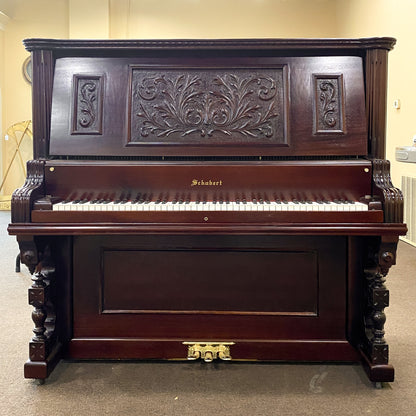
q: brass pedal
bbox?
[183,342,235,362]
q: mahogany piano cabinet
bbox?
[8,37,407,385]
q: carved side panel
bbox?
[129,67,286,145]
[72,75,104,135]
[313,74,345,134]
[372,159,404,223]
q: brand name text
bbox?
[191,179,223,187]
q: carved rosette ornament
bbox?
[130,68,285,144]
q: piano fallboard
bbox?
[41,159,373,200]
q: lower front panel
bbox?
[71,235,359,361]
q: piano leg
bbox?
[359,235,399,383]
[17,236,67,381]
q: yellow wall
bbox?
[2,0,68,135]
[335,0,416,187]
[111,0,338,39]
[69,0,109,39]
[1,0,68,195]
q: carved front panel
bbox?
[72,75,103,135]
[313,75,345,134]
[50,55,367,156]
[129,67,286,145]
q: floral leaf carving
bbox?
[131,69,284,142]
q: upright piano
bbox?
[8,38,407,384]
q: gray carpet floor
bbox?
[1,210,415,415]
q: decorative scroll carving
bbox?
[314,75,344,134]
[130,68,285,144]
[363,237,398,367]
[319,81,337,128]
[372,159,404,223]
[72,75,103,135]
[11,159,45,223]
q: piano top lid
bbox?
[23,37,396,53]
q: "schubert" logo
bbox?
[191,179,223,186]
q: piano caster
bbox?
[374,382,383,389]
[183,342,235,362]
[37,379,45,386]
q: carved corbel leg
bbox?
[17,237,61,381]
[360,236,398,383]
[17,236,40,275]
